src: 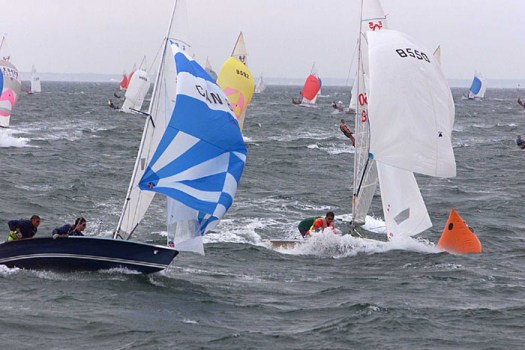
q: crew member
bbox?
[7,215,40,241]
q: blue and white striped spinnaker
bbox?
[116,39,246,255]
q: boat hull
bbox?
[0,236,178,274]
[269,239,303,249]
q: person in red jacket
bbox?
[309,211,336,235]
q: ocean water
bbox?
[1,82,525,349]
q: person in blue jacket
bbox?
[52,217,87,239]
[7,215,41,241]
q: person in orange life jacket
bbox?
[7,215,41,241]
[309,211,336,235]
[52,217,87,239]
[340,119,355,147]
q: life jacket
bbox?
[308,218,335,234]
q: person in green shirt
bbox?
[297,212,335,237]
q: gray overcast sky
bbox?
[2,0,524,80]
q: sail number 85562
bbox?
[395,48,430,62]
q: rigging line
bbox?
[344,39,359,87]
[148,40,164,74]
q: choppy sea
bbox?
[1,82,525,349]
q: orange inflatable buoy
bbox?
[437,208,482,254]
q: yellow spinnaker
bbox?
[217,57,254,131]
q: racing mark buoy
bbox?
[437,208,482,254]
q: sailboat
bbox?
[0,35,22,128]
[350,0,457,242]
[0,0,247,273]
[217,32,254,131]
[30,64,42,94]
[292,63,321,108]
[254,73,266,94]
[120,56,151,114]
[464,71,487,100]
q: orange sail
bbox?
[437,208,482,254]
[301,74,321,101]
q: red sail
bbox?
[119,72,129,90]
[301,74,320,101]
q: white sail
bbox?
[231,32,248,66]
[377,163,431,238]
[365,29,456,239]
[351,0,387,226]
[30,64,41,93]
[349,82,357,110]
[121,69,151,113]
[255,73,266,93]
[367,30,456,178]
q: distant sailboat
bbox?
[255,73,266,93]
[120,56,151,114]
[465,71,487,100]
[0,35,21,128]
[230,31,248,65]
[30,64,42,93]
[292,63,321,107]
[217,32,254,131]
